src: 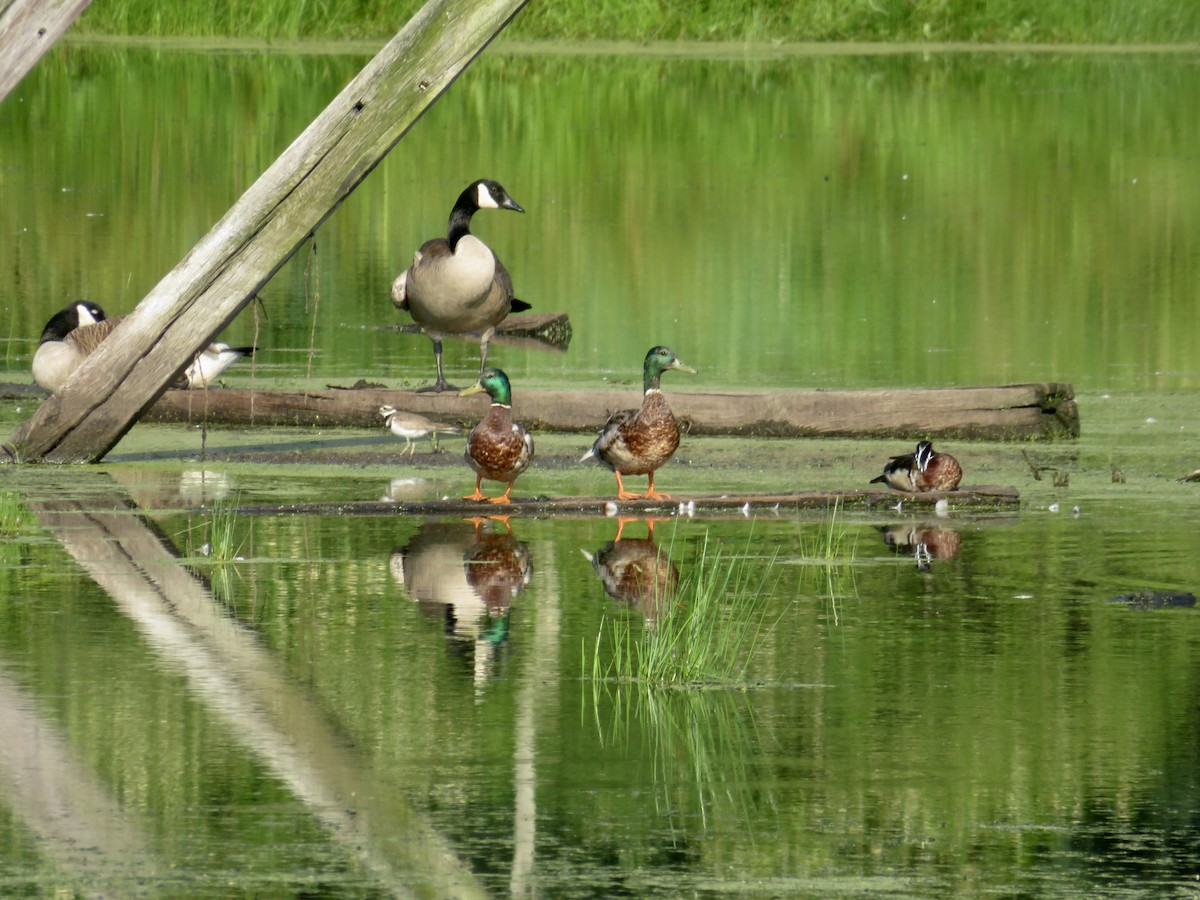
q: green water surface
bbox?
[1,41,1199,898]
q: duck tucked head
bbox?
[642,346,696,392]
[40,301,107,344]
[459,367,514,406]
[914,440,935,472]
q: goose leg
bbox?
[418,336,458,393]
[478,325,496,374]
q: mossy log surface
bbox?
[143,382,1077,440]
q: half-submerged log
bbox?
[235,486,1021,518]
[7,0,527,464]
[144,382,1078,440]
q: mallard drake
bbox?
[580,346,696,501]
[871,440,962,492]
[32,301,253,392]
[392,179,529,393]
[458,368,534,504]
[379,405,459,456]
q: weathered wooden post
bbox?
[7,0,527,463]
[0,0,95,103]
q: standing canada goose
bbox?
[391,179,528,393]
[580,346,696,501]
[378,404,459,456]
[31,302,253,393]
[458,368,534,504]
[870,440,963,492]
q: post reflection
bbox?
[582,518,679,624]
[880,522,962,572]
[389,518,533,685]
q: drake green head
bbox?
[642,346,696,392]
[459,368,514,405]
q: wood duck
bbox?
[580,346,696,501]
[391,179,529,393]
[32,301,252,392]
[458,368,534,504]
[871,440,962,492]
[880,523,962,571]
[379,405,459,456]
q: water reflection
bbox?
[880,521,962,572]
[582,518,679,623]
[389,518,532,685]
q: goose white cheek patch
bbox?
[477,183,500,209]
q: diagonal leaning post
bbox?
[8,0,527,463]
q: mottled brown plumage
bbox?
[582,518,678,623]
[458,368,534,504]
[581,346,696,501]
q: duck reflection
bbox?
[582,518,679,624]
[880,522,962,572]
[389,518,532,684]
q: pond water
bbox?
[2,39,1200,898]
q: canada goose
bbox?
[32,302,254,393]
[458,368,534,504]
[580,346,696,501]
[392,179,528,393]
[378,404,459,456]
[870,440,963,492]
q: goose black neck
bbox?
[446,187,480,251]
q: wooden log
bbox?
[7,0,527,464]
[0,0,95,103]
[142,382,1078,440]
[234,486,1020,518]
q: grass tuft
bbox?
[587,529,778,688]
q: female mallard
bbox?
[458,368,534,504]
[581,346,696,501]
[871,440,962,492]
[391,179,529,393]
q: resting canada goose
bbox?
[392,179,528,393]
[379,404,460,456]
[32,302,254,393]
[580,346,696,501]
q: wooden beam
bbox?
[8,0,527,464]
[0,0,95,103]
[142,382,1078,440]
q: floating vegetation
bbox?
[586,530,778,688]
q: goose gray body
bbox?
[392,179,526,393]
